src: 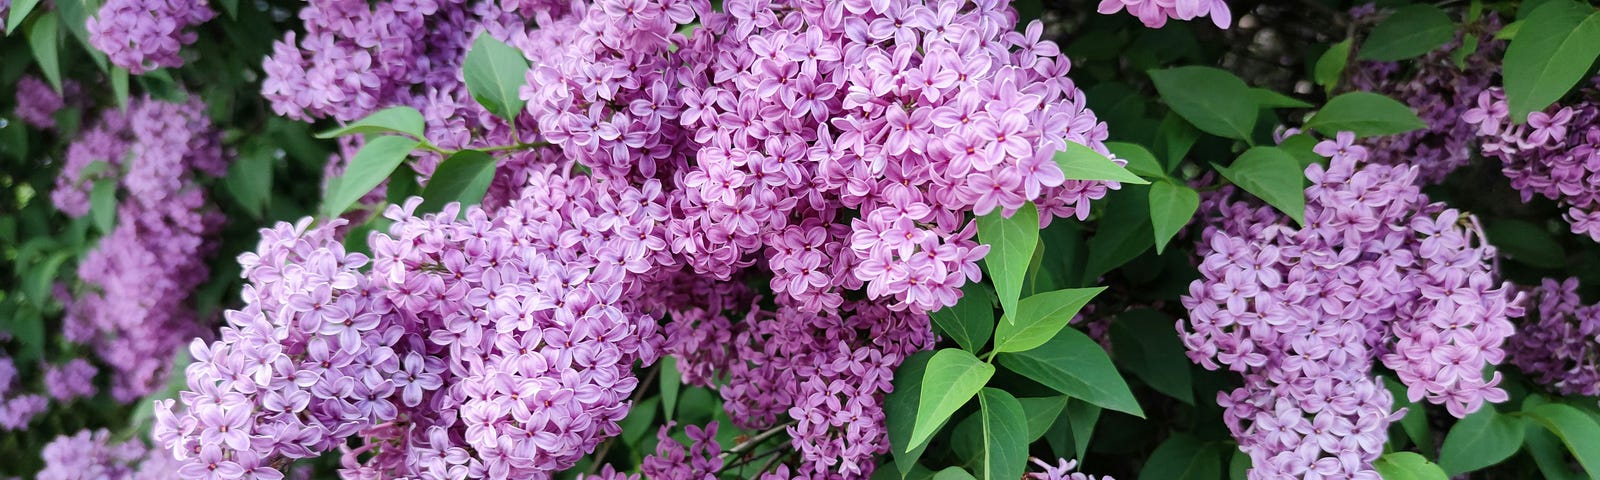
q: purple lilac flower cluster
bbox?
[11,75,75,130]
[0,356,48,430]
[44,358,99,401]
[664,298,932,478]
[1027,458,1115,480]
[155,164,671,478]
[151,217,401,480]
[215,0,1122,476]
[1463,86,1600,242]
[86,0,216,73]
[1507,278,1600,397]
[641,422,724,479]
[1346,9,1504,184]
[50,97,228,402]
[666,0,1118,314]
[1096,0,1231,28]
[1181,133,1522,478]
[36,429,185,480]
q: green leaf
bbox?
[1358,4,1456,61]
[1496,20,1523,40]
[315,106,428,140]
[26,11,61,94]
[1064,398,1100,460]
[619,396,659,447]
[419,150,498,214]
[1229,451,1250,480]
[1315,39,1352,93]
[1016,396,1068,442]
[24,251,69,306]
[1055,141,1148,184]
[1305,92,1427,138]
[4,304,44,365]
[90,177,117,234]
[998,328,1142,417]
[1110,309,1194,404]
[1082,185,1153,283]
[1148,180,1199,254]
[930,282,996,353]
[1251,88,1312,109]
[1106,142,1164,179]
[218,0,238,18]
[53,0,105,72]
[932,468,977,480]
[661,356,681,420]
[1373,452,1448,480]
[1215,146,1306,226]
[1148,66,1258,141]
[994,287,1105,353]
[6,0,40,34]
[1523,403,1600,476]
[322,136,420,218]
[1156,114,1199,170]
[1502,1,1600,120]
[1526,422,1588,480]
[1139,433,1221,480]
[463,33,531,123]
[977,389,1028,480]
[1438,407,1524,476]
[111,66,128,110]
[977,202,1039,319]
[1484,219,1566,268]
[1277,133,1325,169]
[1452,34,1480,69]
[888,350,939,478]
[226,149,274,218]
[911,349,995,447]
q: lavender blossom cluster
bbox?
[1347,9,1504,184]
[156,0,1128,476]
[49,96,228,402]
[1181,134,1522,479]
[154,165,669,478]
[87,0,216,73]
[1508,278,1600,398]
[1096,0,1230,28]
[1464,86,1600,242]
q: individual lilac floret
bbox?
[1097,0,1231,28]
[1508,278,1600,398]
[1181,132,1522,479]
[87,0,216,73]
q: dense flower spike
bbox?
[87,0,216,73]
[37,429,186,480]
[50,96,227,402]
[156,164,671,478]
[12,75,70,130]
[1182,134,1522,478]
[1464,86,1600,242]
[665,0,1118,313]
[1097,0,1231,28]
[1508,278,1600,397]
[1347,9,1504,184]
[1027,458,1115,480]
[152,217,393,478]
[662,299,932,478]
